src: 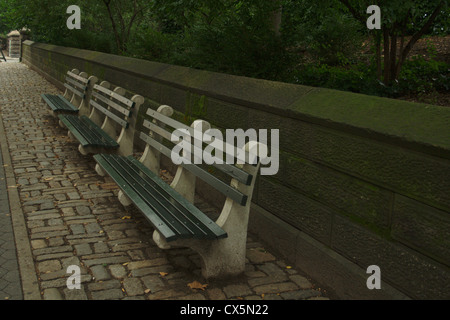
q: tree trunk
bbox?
[396,0,445,80]
[103,0,123,54]
[383,29,390,84]
[271,1,282,38]
[375,33,382,80]
[389,32,397,82]
[339,0,445,85]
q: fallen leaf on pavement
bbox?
[187,281,208,291]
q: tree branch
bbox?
[399,0,445,65]
[338,0,366,25]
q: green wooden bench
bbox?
[41,69,97,116]
[59,81,144,156]
[93,105,263,279]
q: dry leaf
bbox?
[159,272,168,277]
[286,266,292,269]
[121,216,131,220]
[144,289,151,294]
[187,281,208,291]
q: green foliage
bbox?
[293,55,450,98]
[128,24,184,63]
[0,0,448,103]
[298,6,364,66]
[148,0,292,80]
[398,56,450,94]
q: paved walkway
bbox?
[0,62,330,300]
[0,132,23,300]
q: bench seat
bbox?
[41,70,96,116]
[41,94,78,114]
[59,114,119,149]
[93,153,227,242]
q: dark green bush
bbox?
[128,27,183,63]
[304,13,364,66]
[292,56,449,99]
[397,56,450,94]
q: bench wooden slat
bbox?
[78,116,120,147]
[64,83,85,99]
[64,115,100,146]
[90,99,129,128]
[140,131,248,206]
[65,77,88,91]
[41,94,78,113]
[94,154,178,241]
[91,91,132,117]
[143,119,253,185]
[59,115,90,146]
[146,108,253,165]
[59,115,119,148]
[93,84,135,108]
[62,115,105,147]
[67,71,90,84]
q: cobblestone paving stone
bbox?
[0,62,330,300]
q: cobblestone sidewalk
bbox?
[0,62,330,300]
[0,135,23,300]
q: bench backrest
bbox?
[139,105,262,207]
[64,70,90,99]
[63,69,98,112]
[89,81,144,156]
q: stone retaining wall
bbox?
[21,40,450,299]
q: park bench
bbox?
[93,105,263,279]
[41,69,97,116]
[0,49,6,62]
[58,81,144,156]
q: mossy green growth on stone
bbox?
[288,88,450,152]
[184,92,207,125]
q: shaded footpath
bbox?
[0,61,331,301]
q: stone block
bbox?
[392,195,450,266]
[257,178,333,245]
[279,153,393,231]
[331,215,450,299]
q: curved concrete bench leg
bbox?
[118,190,133,207]
[78,145,88,156]
[95,163,106,177]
